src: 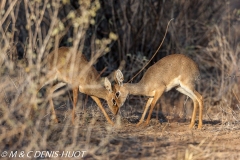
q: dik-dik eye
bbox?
[115,91,120,98]
[112,98,116,106]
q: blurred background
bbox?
[0,0,240,158]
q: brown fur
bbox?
[38,47,118,125]
[113,54,203,129]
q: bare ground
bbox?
[43,101,240,160]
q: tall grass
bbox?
[0,0,119,158]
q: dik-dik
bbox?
[112,54,203,129]
[38,47,118,125]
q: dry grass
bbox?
[0,0,240,159]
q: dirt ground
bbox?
[2,84,240,160]
[46,100,240,160]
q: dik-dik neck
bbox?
[81,84,108,100]
[124,82,149,96]
[81,78,108,100]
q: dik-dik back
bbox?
[139,54,200,90]
[47,47,100,86]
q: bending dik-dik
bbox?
[113,54,203,129]
[38,47,118,125]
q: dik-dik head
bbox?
[112,69,129,108]
[104,77,120,115]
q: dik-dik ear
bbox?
[104,77,112,92]
[114,69,124,86]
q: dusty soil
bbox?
[48,103,240,160]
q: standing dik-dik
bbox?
[38,47,118,125]
[112,54,203,129]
